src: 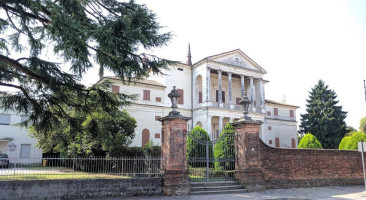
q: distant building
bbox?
[0,110,42,159]
[101,48,299,148]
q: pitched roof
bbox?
[193,49,267,74]
[101,76,166,87]
[265,99,300,108]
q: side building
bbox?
[101,48,299,148]
[0,110,43,159]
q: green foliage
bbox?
[187,126,212,167]
[346,126,357,135]
[359,117,366,133]
[31,108,137,157]
[299,80,347,149]
[343,132,366,150]
[0,1,173,141]
[214,123,235,171]
[298,133,323,149]
[338,136,351,150]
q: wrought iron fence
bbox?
[0,157,165,181]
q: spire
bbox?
[186,43,192,66]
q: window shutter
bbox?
[267,111,271,115]
[291,138,296,148]
[275,137,280,147]
[199,92,202,103]
[143,90,150,100]
[274,108,278,116]
[254,100,256,107]
[156,97,161,102]
[178,89,184,104]
[0,114,11,125]
[142,129,150,147]
[112,85,120,93]
[216,90,219,102]
[290,110,294,118]
[222,91,225,103]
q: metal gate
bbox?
[187,130,235,182]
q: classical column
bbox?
[219,116,223,135]
[207,114,212,138]
[250,77,254,107]
[241,75,245,98]
[228,72,232,104]
[229,117,234,123]
[206,67,211,102]
[259,78,265,111]
[218,69,222,103]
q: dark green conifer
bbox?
[299,80,347,149]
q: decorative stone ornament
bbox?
[240,91,252,120]
[168,86,181,116]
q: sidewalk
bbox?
[93,185,366,200]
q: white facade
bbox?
[106,49,299,148]
[0,110,43,159]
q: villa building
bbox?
[102,48,299,148]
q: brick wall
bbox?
[258,140,364,189]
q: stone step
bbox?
[190,181,240,187]
[190,189,248,195]
[191,185,244,192]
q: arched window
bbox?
[291,138,296,148]
[195,75,202,104]
[275,137,280,148]
[142,129,150,147]
[196,121,202,127]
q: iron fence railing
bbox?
[0,157,165,181]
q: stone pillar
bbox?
[228,72,232,104]
[206,67,211,102]
[231,120,264,192]
[250,77,255,111]
[219,116,223,135]
[218,69,222,103]
[230,117,234,123]
[159,116,191,195]
[241,75,245,98]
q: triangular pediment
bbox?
[203,49,267,74]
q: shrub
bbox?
[214,123,235,171]
[187,126,212,167]
[339,136,351,150]
[343,132,366,150]
[298,133,322,149]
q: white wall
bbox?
[0,110,43,159]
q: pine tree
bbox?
[299,80,347,149]
[0,1,172,138]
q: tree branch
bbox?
[0,82,42,110]
[1,5,50,24]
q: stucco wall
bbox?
[0,178,163,200]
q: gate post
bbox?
[158,86,191,196]
[231,92,265,191]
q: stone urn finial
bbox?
[240,91,252,120]
[168,86,181,116]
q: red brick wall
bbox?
[258,140,364,188]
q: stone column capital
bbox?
[218,69,222,74]
[228,72,233,76]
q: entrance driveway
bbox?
[90,185,366,200]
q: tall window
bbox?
[142,129,150,147]
[275,137,280,147]
[198,92,202,103]
[215,90,225,103]
[290,110,294,118]
[0,114,11,125]
[143,90,150,100]
[178,89,184,104]
[274,108,279,116]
